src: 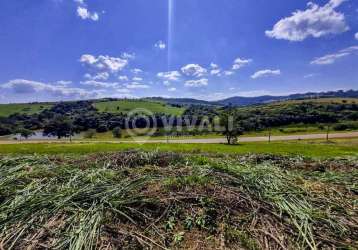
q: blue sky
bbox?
[0,0,357,103]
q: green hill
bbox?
[0,103,53,117]
[93,99,185,116]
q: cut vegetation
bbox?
[0,151,357,249]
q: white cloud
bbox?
[355,32,358,40]
[266,0,349,41]
[210,63,219,69]
[125,82,150,89]
[168,87,176,92]
[209,63,222,76]
[232,57,252,70]
[84,72,110,81]
[80,54,128,73]
[118,75,129,81]
[310,46,358,65]
[2,79,95,99]
[74,0,100,21]
[132,77,143,81]
[154,40,166,50]
[223,71,234,76]
[77,6,99,21]
[74,0,85,4]
[131,68,143,74]
[115,88,131,94]
[157,71,181,81]
[56,80,72,86]
[185,78,208,87]
[210,69,221,76]
[181,64,207,77]
[80,80,119,88]
[304,73,318,78]
[251,69,281,79]
[122,52,135,60]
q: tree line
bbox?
[1,100,358,142]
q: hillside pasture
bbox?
[0,103,53,117]
[93,99,185,116]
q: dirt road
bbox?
[133,131,358,144]
[1,131,358,144]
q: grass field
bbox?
[0,103,53,117]
[0,151,356,249]
[93,99,185,115]
[1,139,358,158]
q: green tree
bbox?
[220,109,244,145]
[43,116,74,140]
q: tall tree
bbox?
[220,108,243,145]
[43,116,74,140]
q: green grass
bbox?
[1,139,358,158]
[245,124,358,137]
[85,130,223,141]
[93,99,185,116]
[0,103,53,117]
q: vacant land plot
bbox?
[0,151,356,249]
[93,100,185,116]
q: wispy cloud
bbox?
[125,82,150,89]
[251,69,281,79]
[84,72,110,81]
[80,80,119,88]
[310,46,358,65]
[303,73,319,78]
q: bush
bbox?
[112,127,122,138]
[83,129,96,139]
[96,124,108,133]
[333,122,358,131]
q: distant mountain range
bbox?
[151,89,358,107]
